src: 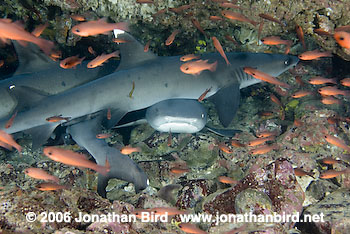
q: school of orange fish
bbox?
[1,0,350,233]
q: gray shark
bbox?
[0,32,299,197]
[0,42,118,121]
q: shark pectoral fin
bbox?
[103,108,128,129]
[67,115,148,198]
[25,123,59,149]
[9,86,49,111]
[209,84,240,128]
[205,126,242,137]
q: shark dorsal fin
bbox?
[13,41,56,75]
[116,32,157,71]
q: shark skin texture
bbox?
[0,33,299,196]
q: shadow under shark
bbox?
[0,32,299,197]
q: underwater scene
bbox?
[1,0,350,233]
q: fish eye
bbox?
[339,37,344,40]
[284,58,291,66]
[75,29,80,33]
[185,67,189,70]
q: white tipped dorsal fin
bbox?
[114,32,157,71]
[13,41,56,75]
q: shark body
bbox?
[0,33,299,196]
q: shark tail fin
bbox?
[210,61,218,72]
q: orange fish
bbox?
[0,60,4,67]
[324,134,350,152]
[249,144,276,155]
[314,28,331,36]
[320,169,349,179]
[24,168,59,183]
[113,38,131,43]
[209,16,223,21]
[0,19,54,55]
[291,90,313,98]
[309,76,337,85]
[258,13,283,26]
[43,146,110,175]
[224,35,239,46]
[243,67,291,88]
[295,24,306,50]
[218,176,238,184]
[219,3,241,9]
[107,109,111,120]
[60,55,85,69]
[136,0,153,3]
[5,111,17,129]
[88,46,96,56]
[257,20,264,43]
[212,36,230,65]
[70,14,86,21]
[340,78,350,87]
[247,136,275,147]
[270,93,282,106]
[169,4,192,14]
[256,131,277,138]
[150,207,188,216]
[178,223,207,234]
[318,86,349,96]
[334,31,350,49]
[71,18,129,37]
[294,76,305,86]
[218,142,233,153]
[221,10,258,26]
[120,145,141,155]
[96,133,112,139]
[170,167,190,174]
[144,40,151,52]
[335,25,350,32]
[294,168,314,177]
[165,29,180,46]
[321,157,341,165]
[36,182,67,191]
[321,96,341,105]
[180,54,200,62]
[180,59,217,76]
[0,130,22,152]
[261,36,292,46]
[230,139,245,147]
[327,116,339,124]
[294,119,303,127]
[50,50,62,60]
[198,87,212,102]
[46,115,71,122]
[191,18,206,36]
[298,49,333,60]
[32,23,48,37]
[152,8,166,18]
[87,51,119,68]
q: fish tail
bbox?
[210,61,218,72]
[115,22,129,32]
[36,38,55,56]
[95,164,110,176]
[112,50,120,58]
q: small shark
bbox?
[0,32,299,197]
[116,98,241,137]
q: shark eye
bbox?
[284,58,291,66]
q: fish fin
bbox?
[115,32,157,71]
[205,126,242,137]
[103,108,128,129]
[9,86,49,111]
[67,115,148,198]
[209,84,240,127]
[25,124,58,149]
[12,41,56,76]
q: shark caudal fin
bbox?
[67,115,148,198]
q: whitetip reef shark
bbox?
[0,32,299,197]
